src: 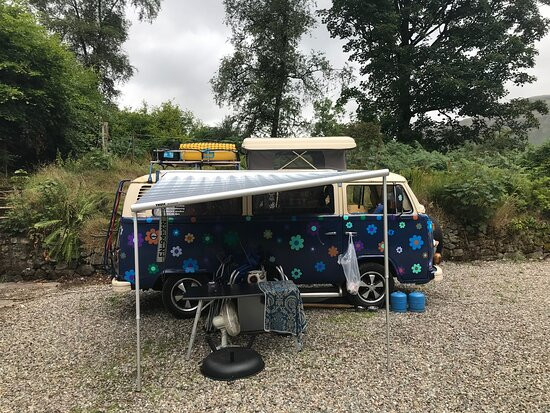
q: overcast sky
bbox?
[118,0,550,125]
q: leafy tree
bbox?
[311,98,346,137]
[0,2,103,168]
[107,101,201,155]
[322,0,550,148]
[212,0,333,137]
[29,0,161,98]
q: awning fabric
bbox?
[131,169,389,212]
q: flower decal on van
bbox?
[416,223,423,230]
[354,240,364,252]
[314,261,326,272]
[148,263,160,275]
[263,229,273,239]
[346,221,353,229]
[171,246,183,257]
[184,233,195,244]
[289,235,304,251]
[307,222,320,236]
[328,246,339,257]
[183,258,199,273]
[409,235,424,250]
[127,233,144,247]
[224,231,239,246]
[378,241,385,252]
[427,220,433,233]
[396,246,403,254]
[399,222,406,229]
[411,263,422,274]
[172,229,180,237]
[366,224,377,235]
[202,233,213,245]
[124,269,135,282]
[291,268,302,279]
[388,229,395,236]
[145,229,159,245]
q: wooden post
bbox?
[101,122,110,153]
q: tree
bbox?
[29,0,161,98]
[311,98,345,137]
[322,0,550,148]
[212,0,333,138]
[0,2,103,168]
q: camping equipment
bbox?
[390,291,407,313]
[408,291,426,313]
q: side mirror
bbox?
[394,185,404,214]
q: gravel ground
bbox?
[0,260,549,413]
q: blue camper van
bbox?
[105,137,443,317]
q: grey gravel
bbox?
[0,261,549,413]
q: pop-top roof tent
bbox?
[129,168,392,390]
[242,137,356,170]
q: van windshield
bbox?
[252,185,334,215]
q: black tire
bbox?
[348,262,395,308]
[162,274,208,319]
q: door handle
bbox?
[324,231,337,236]
[345,231,357,235]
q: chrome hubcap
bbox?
[358,271,385,304]
[171,278,201,312]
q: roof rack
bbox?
[150,143,241,169]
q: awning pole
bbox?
[383,176,390,370]
[133,213,142,391]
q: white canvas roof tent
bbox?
[242,137,357,170]
[130,169,392,391]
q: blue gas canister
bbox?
[390,291,407,313]
[408,291,426,313]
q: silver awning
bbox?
[131,169,390,212]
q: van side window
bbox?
[346,185,411,214]
[252,185,334,215]
[154,198,242,217]
[397,185,413,213]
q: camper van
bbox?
[106,137,443,317]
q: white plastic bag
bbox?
[338,233,361,295]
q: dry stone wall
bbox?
[0,235,104,282]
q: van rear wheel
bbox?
[162,274,207,319]
[348,262,394,308]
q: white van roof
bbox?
[242,137,356,150]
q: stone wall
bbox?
[442,221,548,261]
[0,235,104,282]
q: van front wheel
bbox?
[162,274,207,319]
[348,262,394,308]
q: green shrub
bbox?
[430,162,509,228]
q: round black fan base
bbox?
[200,347,265,381]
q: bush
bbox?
[430,162,509,229]
[2,155,147,262]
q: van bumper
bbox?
[433,265,443,282]
[112,278,132,293]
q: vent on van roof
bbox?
[137,185,152,200]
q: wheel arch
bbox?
[356,255,398,278]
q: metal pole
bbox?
[383,176,390,370]
[186,300,203,360]
[133,213,142,391]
